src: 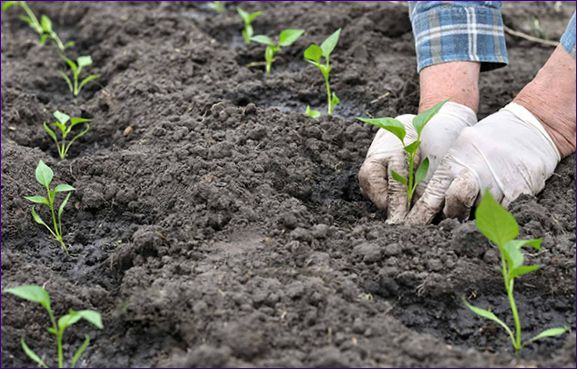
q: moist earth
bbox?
[2,2,576,368]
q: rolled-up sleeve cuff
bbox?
[560,12,576,58]
[410,3,508,72]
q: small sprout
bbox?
[304,28,341,116]
[3,1,73,51]
[304,105,321,119]
[207,1,225,13]
[4,285,103,368]
[357,100,447,206]
[59,56,99,97]
[237,7,263,45]
[251,29,305,77]
[465,191,568,352]
[24,160,75,254]
[44,111,91,159]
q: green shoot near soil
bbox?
[24,160,75,254]
[60,56,99,97]
[5,285,103,368]
[357,100,447,206]
[2,1,73,52]
[305,105,321,119]
[208,1,225,13]
[251,29,304,77]
[304,28,341,116]
[237,7,263,45]
[465,191,567,352]
[44,111,91,159]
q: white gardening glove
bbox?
[358,102,477,223]
[406,102,561,224]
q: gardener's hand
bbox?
[358,102,477,223]
[406,103,561,224]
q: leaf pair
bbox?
[465,191,568,352]
[303,28,341,116]
[24,160,75,254]
[5,285,103,368]
[251,29,304,77]
[237,7,263,45]
[60,56,99,97]
[43,111,91,159]
[356,100,447,205]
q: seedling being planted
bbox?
[24,160,75,254]
[251,29,304,77]
[60,56,99,97]
[5,285,103,368]
[237,7,263,45]
[44,111,91,159]
[304,28,341,116]
[357,100,447,206]
[465,191,567,352]
[2,1,72,51]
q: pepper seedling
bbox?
[2,1,73,51]
[5,285,103,368]
[208,1,225,13]
[237,7,263,45]
[464,191,568,352]
[60,56,99,97]
[357,100,447,206]
[24,160,75,254]
[44,111,91,160]
[304,28,341,116]
[251,29,305,77]
[304,105,321,119]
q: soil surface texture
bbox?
[2,2,576,368]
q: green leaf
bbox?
[331,92,340,109]
[525,327,568,345]
[76,310,104,329]
[77,56,93,68]
[21,338,47,368]
[404,140,420,154]
[54,111,70,124]
[70,335,91,368]
[39,34,48,45]
[412,99,448,136]
[305,105,321,119]
[31,207,48,227]
[64,41,75,49]
[510,264,540,279]
[2,2,18,11]
[53,121,68,135]
[390,170,407,186]
[35,160,54,187]
[475,190,519,247]
[64,124,91,157]
[59,71,74,93]
[320,28,341,58]
[54,184,75,193]
[504,240,525,269]
[415,157,429,186]
[251,35,274,46]
[463,299,515,346]
[64,57,78,74]
[237,7,249,22]
[247,11,263,23]
[58,309,103,330]
[70,117,92,127]
[357,117,406,143]
[304,44,323,63]
[58,192,72,224]
[43,122,59,143]
[40,15,52,33]
[24,195,49,205]
[78,74,99,91]
[278,28,304,47]
[5,285,51,311]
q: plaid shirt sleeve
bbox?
[409,1,508,72]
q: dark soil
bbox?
[2,2,575,368]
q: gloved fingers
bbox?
[358,158,389,211]
[405,161,455,225]
[386,153,410,224]
[442,170,480,221]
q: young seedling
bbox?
[24,160,75,254]
[237,7,263,45]
[60,56,99,97]
[304,28,341,116]
[5,285,103,368]
[44,111,91,160]
[251,29,305,77]
[357,100,447,206]
[465,191,568,352]
[207,1,225,13]
[304,105,321,119]
[2,1,73,52]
